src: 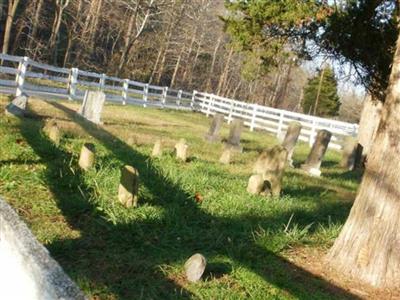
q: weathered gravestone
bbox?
[204,113,224,142]
[151,138,162,157]
[301,129,332,176]
[46,121,61,146]
[247,145,288,197]
[219,148,232,165]
[225,119,243,152]
[5,95,28,117]
[175,138,188,162]
[184,253,207,282]
[340,136,358,170]
[118,165,139,208]
[79,143,96,171]
[78,90,105,124]
[281,122,302,167]
[0,197,86,300]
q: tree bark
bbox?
[327,21,400,288]
[2,0,20,54]
[28,0,44,51]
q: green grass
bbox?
[0,96,361,299]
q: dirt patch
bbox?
[284,246,400,299]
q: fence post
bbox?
[122,79,129,105]
[206,94,213,117]
[276,111,284,138]
[99,73,106,90]
[250,104,258,131]
[161,86,168,107]
[309,119,317,147]
[177,89,182,106]
[143,83,149,107]
[227,100,234,124]
[68,67,78,101]
[191,90,197,110]
[15,56,29,97]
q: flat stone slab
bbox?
[0,197,86,300]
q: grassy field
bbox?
[0,95,362,299]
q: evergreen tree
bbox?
[302,67,340,117]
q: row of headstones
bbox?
[203,113,358,197]
[5,93,357,283]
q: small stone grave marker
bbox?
[225,119,243,152]
[79,143,95,170]
[118,165,139,208]
[340,136,358,170]
[301,129,332,176]
[175,138,188,162]
[281,122,302,167]
[184,253,207,283]
[151,138,162,157]
[5,95,28,117]
[204,113,224,142]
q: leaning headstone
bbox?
[219,148,232,165]
[5,95,28,117]
[301,129,332,176]
[0,197,86,300]
[281,122,302,167]
[151,138,162,157]
[204,113,224,142]
[78,90,106,124]
[118,165,139,208]
[184,253,207,283]
[248,145,288,196]
[79,143,95,171]
[225,119,243,152]
[48,122,61,146]
[175,138,188,162]
[340,136,358,170]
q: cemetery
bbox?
[0,93,365,299]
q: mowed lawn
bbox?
[0,95,361,299]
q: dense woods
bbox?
[0,0,308,111]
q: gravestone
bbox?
[184,253,207,282]
[281,122,302,167]
[248,145,288,196]
[151,139,162,157]
[0,197,86,300]
[301,129,332,176]
[340,136,358,170]
[78,90,106,124]
[79,143,95,171]
[48,122,61,146]
[5,95,28,117]
[204,113,224,142]
[219,148,232,165]
[175,138,188,162]
[127,136,137,146]
[225,119,243,152]
[118,165,139,208]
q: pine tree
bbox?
[302,67,340,117]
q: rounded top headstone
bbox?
[184,253,207,282]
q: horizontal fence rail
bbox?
[0,54,358,149]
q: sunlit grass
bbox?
[0,95,359,299]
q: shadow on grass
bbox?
[323,169,364,184]
[15,102,359,300]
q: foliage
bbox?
[303,67,341,117]
[224,0,399,101]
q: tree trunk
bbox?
[355,95,383,167]
[205,35,222,92]
[2,0,20,54]
[28,0,44,51]
[327,23,400,288]
[170,46,184,87]
[216,46,234,95]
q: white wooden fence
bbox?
[0,54,358,149]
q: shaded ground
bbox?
[0,96,374,299]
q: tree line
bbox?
[0,0,313,111]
